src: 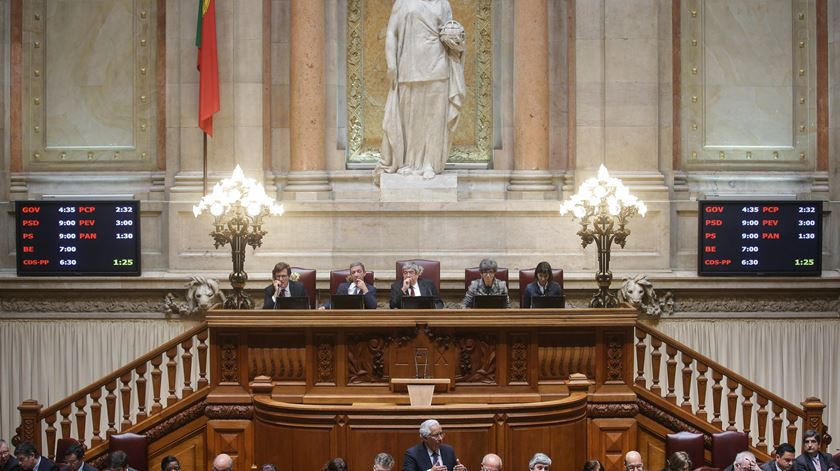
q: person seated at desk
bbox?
[522,261,563,308]
[263,262,307,309]
[462,258,510,308]
[389,262,444,309]
[321,261,377,309]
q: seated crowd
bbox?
[262,258,564,310]
[1,426,836,471]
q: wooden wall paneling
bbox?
[588,419,638,471]
[255,420,334,471]
[206,420,253,471]
[538,329,597,382]
[147,420,206,471]
[437,425,492,471]
[506,420,587,471]
[247,333,307,384]
[637,426,666,471]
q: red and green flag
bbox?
[196,0,219,136]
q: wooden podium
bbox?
[390,378,451,406]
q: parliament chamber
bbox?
[0,1,839,471]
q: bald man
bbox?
[212,455,233,471]
[624,451,644,471]
[480,454,502,471]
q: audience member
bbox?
[762,444,795,471]
[212,454,233,471]
[261,466,277,471]
[522,261,563,308]
[263,262,307,309]
[795,430,835,471]
[389,263,444,309]
[462,259,510,308]
[480,454,502,471]
[63,443,98,471]
[624,451,644,471]
[403,419,466,471]
[14,443,58,471]
[106,451,136,471]
[528,454,551,471]
[582,460,604,471]
[322,459,346,471]
[374,453,394,471]
[159,457,180,471]
[664,452,691,471]
[1,440,21,471]
[727,451,759,471]
[322,262,377,309]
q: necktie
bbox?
[431,452,439,467]
[409,286,415,296]
[813,457,821,471]
[280,288,286,297]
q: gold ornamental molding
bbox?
[22,0,156,168]
[346,0,493,165]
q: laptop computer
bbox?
[401,295,436,309]
[530,295,566,309]
[329,294,366,310]
[472,295,508,309]
[273,296,310,310]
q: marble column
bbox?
[508,0,556,198]
[285,0,331,199]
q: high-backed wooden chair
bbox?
[518,267,564,307]
[666,431,705,471]
[395,259,440,292]
[109,433,148,471]
[54,437,80,463]
[711,431,748,470]
[330,269,375,294]
[464,267,509,290]
[291,267,317,309]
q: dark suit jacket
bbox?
[35,457,59,471]
[262,281,308,309]
[62,463,99,471]
[761,462,779,471]
[522,280,563,308]
[403,443,457,471]
[1,457,21,471]
[795,453,836,471]
[389,279,444,309]
[324,281,377,309]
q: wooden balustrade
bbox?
[634,322,826,454]
[13,324,210,458]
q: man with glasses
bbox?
[63,443,98,471]
[480,454,502,471]
[374,453,395,471]
[624,451,644,471]
[263,262,307,309]
[403,419,467,471]
[1,440,21,471]
[462,259,510,308]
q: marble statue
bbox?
[617,274,673,317]
[163,276,226,316]
[375,0,467,182]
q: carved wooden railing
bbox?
[13,323,210,459]
[634,321,826,454]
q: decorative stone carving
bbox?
[163,276,226,316]
[0,297,163,313]
[587,402,639,418]
[618,274,674,317]
[672,295,840,313]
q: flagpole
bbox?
[202,132,208,195]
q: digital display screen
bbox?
[698,200,822,276]
[15,200,141,276]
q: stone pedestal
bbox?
[379,173,458,202]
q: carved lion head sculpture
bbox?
[617,274,661,317]
[186,276,226,313]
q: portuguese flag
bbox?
[196,0,219,136]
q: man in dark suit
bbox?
[14,442,58,471]
[403,419,466,471]
[263,262,308,309]
[762,444,796,471]
[1,440,21,471]
[63,443,98,471]
[389,262,443,309]
[522,261,563,308]
[322,262,377,309]
[795,430,836,471]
